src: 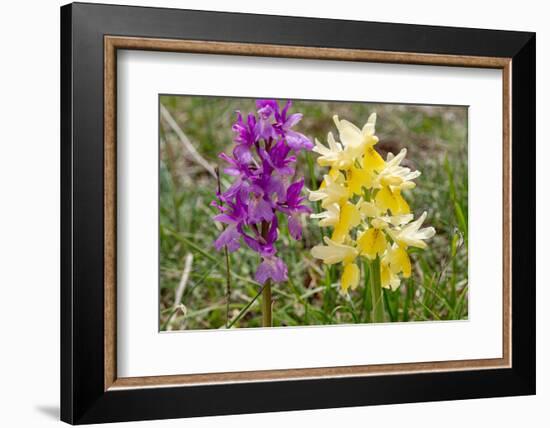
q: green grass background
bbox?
[159,95,468,330]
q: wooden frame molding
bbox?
[104,35,512,391]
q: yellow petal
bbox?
[358,200,382,218]
[348,165,374,194]
[319,167,341,189]
[380,261,391,289]
[341,262,360,292]
[312,173,350,209]
[380,175,404,187]
[362,113,377,137]
[311,237,358,265]
[375,186,410,215]
[380,260,401,290]
[357,228,387,258]
[331,202,361,243]
[363,146,385,172]
[334,115,363,149]
[331,228,346,243]
[374,186,395,213]
[389,246,411,278]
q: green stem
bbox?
[362,260,372,323]
[402,280,412,322]
[262,279,272,327]
[259,219,273,328]
[370,256,385,323]
[383,289,396,322]
[226,285,265,329]
[224,246,232,328]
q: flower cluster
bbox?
[309,113,435,292]
[212,100,313,285]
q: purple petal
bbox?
[248,196,273,223]
[271,139,291,159]
[242,231,276,256]
[247,183,264,196]
[232,111,258,145]
[242,232,262,253]
[277,165,295,176]
[285,130,313,151]
[256,99,279,118]
[288,214,302,240]
[233,144,253,164]
[214,225,241,252]
[219,151,252,178]
[257,139,298,177]
[266,176,286,202]
[231,112,246,141]
[223,179,247,202]
[284,112,303,129]
[256,119,276,141]
[255,256,288,284]
[210,199,225,212]
[286,178,305,205]
[223,166,241,176]
[212,213,236,225]
[265,216,279,245]
[259,155,275,176]
[218,153,243,176]
[218,152,236,165]
[280,100,292,122]
[247,113,257,133]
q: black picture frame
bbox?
[61,2,535,424]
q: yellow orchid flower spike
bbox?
[310,112,435,297]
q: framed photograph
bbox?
[60,2,535,424]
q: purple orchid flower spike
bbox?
[212,99,313,286]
